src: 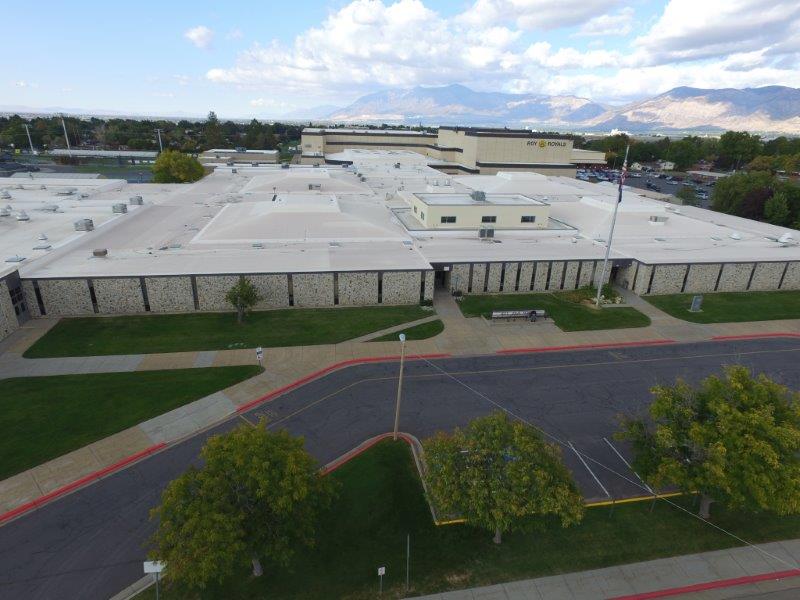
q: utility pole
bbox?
[154,128,164,153]
[393,333,407,440]
[595,144,629,308]
[23,124,35,154]
[60,115,72,157]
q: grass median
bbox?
[24,305,430,358]
[370,319,444,342]
[0,366,262,479]
[459,290,650,331]
[140,440,800,599]
[645,290,800,323]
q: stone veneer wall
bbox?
[251,274,290,308]
[749,262,787,291]
[451,264,470,294]
[382,271,421,304]
[782,262,800,290]
[293,273,334,307]
[633,264,653,296]
[0,278,18,340]
[502,262,518,292]
[649,264,688,295]
[578,261,595,288]
[21,280,41,317]
[614,263,637,290]
[195,275,238,311]
[486,263,502,293]
[470,263,487,293]
[338,271,379,306]
[94,278,146,314]
[144,277,195,312]
[424,270,434,301]
[38,279,94,316]
[518,262,535,291]
[548,262,565,290]
[683,264,721,294]
[532,262,549,291]
[717,263,754,292]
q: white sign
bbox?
[378,566,386,576]
[256,347,263,360]
[143,561,165,574]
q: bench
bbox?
[491,309,548,322]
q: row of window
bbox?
[439,215,537,224]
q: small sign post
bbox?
[378,566,386,594]
[255,346,264,368]
[143,561,165,600]
[689,295,703,313]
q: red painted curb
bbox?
[497,339,676,355]
[0,442,167,525]
[609,568,800,600]
[712,332,800,341]
[235,353,451,414]
[320,432,415,475]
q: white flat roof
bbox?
[415,193,547,207]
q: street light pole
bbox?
[60,115,72,157]
[155,128,164,153]
[23,124,35,154]
[595,144,629,308]
[393,333,407,440]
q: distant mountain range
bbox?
[296,84,800,134]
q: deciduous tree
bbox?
[152,149,204,183]
[423,412,584,544]
[150,422,334,593]
[225,276,261,323]
[619,366,800,519]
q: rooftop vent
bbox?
[79,193,89,199]
[33,243,51,250]
[38,233,48,241]
[730,231,742,240]
[470,190,487,202]
[112,203,128,214]
[251,242,264,249]
[129,195,143,205]
[0,191,10,200]
[778,232,794,244]
[74,218,94,231]
[92,248,108,258]
[478,227,495,239]
[231,168,237,174]
[17,210,30,221]
[0,208,10,217]
[281,163,290,169]
[649,215,669,224]
[4,255,25,263]
[308,183,322,190]
[394,162,401,169]
[56,189,75,196]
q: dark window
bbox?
[440,216,456,224]
[481,216,497,223]
[521,215,536,223]
[420,211,425,219]
[413,205,418,213]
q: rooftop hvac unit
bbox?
[112,203,128,214]
[313,163,320,168]
[74,218,94,231]
[38,233,48,241]
[281,163,290,169]
[0,208,9,217]
[478,227,495,239]
[5,255,25,263]
[17,210,30,221]
[92,248,108,258]
[778,232,794,244]
[0,191,10,200]
[56,189,75,196]
[648,215,669,224]
[129,195,143,205]
[40,204,59,212]
[251,162,258,167]
[394,162,401,169]
[308,183,322,190]
[79,193,89,199]
[231,168,237,174]
[470,190,487,202]
[226,161,234,166]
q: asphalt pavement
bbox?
[1,337,799,599]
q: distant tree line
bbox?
[0,112,303,156]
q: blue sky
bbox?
[4,0,799,118]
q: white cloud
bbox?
[458,0,622,31]
[574,7,634,37]
[184,25,214,49]
[227,28,244,40]
[13,80,34,88]
[172,75,191,86]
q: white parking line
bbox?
[603,437,654,494]
[568,441,611,499]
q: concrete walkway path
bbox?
[412,539,800,600]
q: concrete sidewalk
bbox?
[0,297,798,518]
[412,540,800,600]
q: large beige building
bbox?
[301,126,605,176]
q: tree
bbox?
[423,412,584,544]
[204,110,224,149]
[717,131,762,170]
[763,191,791,226]
[619,366,800,519]
[150,422,334,593]
[747,155,776,172]
[675,185,699,206]
[152,149,204,183]
[711,170,774,216]
[225,276,261,323]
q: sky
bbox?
[4,0,800,119]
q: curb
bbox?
[0,443,166,525]
[712,332,800,341]
[609,568,800,600]
[235,353,451,413]
[497,339,676,355]
[320,431,417,475]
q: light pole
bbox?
[595,144,629,308]
[155,128,164,153]
[23,124,35,155]
[393,333,407,440]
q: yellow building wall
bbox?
[408,195,549,229]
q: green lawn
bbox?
[142,440,800,599]
[645,290,800,323]
[370,319,444,342]
[24,306,429,358]
[459,292,651,331]
[0,366,261,479]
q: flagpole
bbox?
[595,144,629,308]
